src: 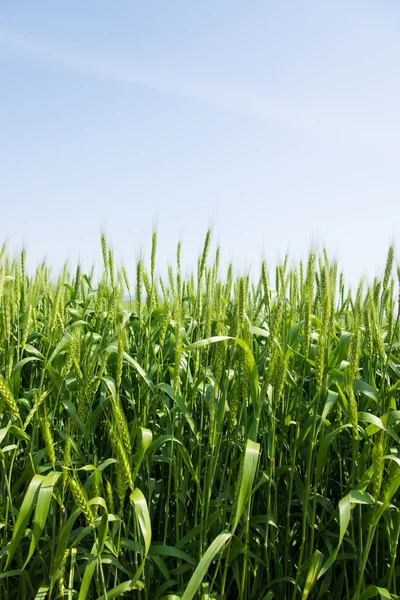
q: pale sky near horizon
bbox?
[1,2,399,284]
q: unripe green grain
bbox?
[268,297,284,353]
[314,272,321,314]
[2,283,11,340]
[50,283,62,334]
[265,342,280,390]
[159,276,167,302]
[111,394,131,455]
[71,331,83,378]
[241,349,250,402]
[348,321,360,382]
[373,277,381,310]
[228,382,239,436]
[159,302,170,348]
[116,330,125,391]
[136,259,143,327]
[173,309,182,396]
[274,351,289,408]
[0,374,19,417]
[115,435,133,490]
[21,295,32,349]
[151,230,158,279]
[374,322,386,362]
[275,265,280,296]
[315,331,325,390]
[116,460,128,510]
[91,469,101,518]
[299,260,304,294]
[349,388,358,439]
[204,271,212,340]
[397,264,400,313]
[339,272,344,305]
[122,265,131,295]
[42,417,56,466]
[386,285,394,343]
[198,229,212,283]
[225,263,233,300]
[320,267,327,312]
[213,338,226,386]
[189,273,195,297]
[74,264,81,299]
[208,387,216,444]
[363,303,373,356]
[212,246,220,289]
[101,233,108,272]
[144,269,155,313]
[69,477,95,527]
[105,478,114,513]
[238,277,246,336]
[371,436,384,499]
[383,244,395,292]
[261,260,270,312]
[4,255,10,275]
[63,430,72,487]
[168,265,176,298]
[177,240,182,272]
[23,390,48,429]
[13,261,21,315]
[176,270,182,305]
[108,249,115,288]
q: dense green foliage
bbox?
[0,233,400,599]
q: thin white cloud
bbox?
[0,24,304,124]
[0,24,398,162]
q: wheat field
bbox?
[0,233,399,599]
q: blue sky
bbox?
[1,1,399,283]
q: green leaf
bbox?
[319,490,374,577]
[78,541,98,600]
[0,424,30,445]
[249,325,270,338]
[359,585,392,599]
[123,351,155,392]
[6,475,44,568]
[132,427,153,481]
[358,412,400,443]
[45,333,70,367]
[158,383,199,441]
[371,469,400,526]
[315,424,351,483]
[97,578,145,599]
[50,509,81,592]
[354,379,379,402]
[181,533,232,600]
[101,375,117,401]
[24,471,61,568]
[316,390,338,434]
[0,569,22,581]
[24,344,45,360]
[97,458,117,472]
[62,400,89,439]
[301,550,324,599]
[77,499,108,599]
[130,488,152,555]
[34,586,49,600]
[150,544,196,565]
[232,439,260,532]
[182,336,259,418]
[12,357,41,373]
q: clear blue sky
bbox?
[1,2,399,283]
